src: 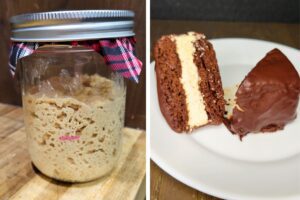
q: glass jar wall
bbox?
[20,46,126,182]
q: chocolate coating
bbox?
[227,48,300,137]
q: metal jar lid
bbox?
[10,10,135,42]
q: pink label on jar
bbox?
[59,135,80,141]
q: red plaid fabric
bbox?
[9,37,143,83]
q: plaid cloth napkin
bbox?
[9,37,142,83]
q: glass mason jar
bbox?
[20,46,126,182]
[10,10,135,182]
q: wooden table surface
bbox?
[150,20,300,200]
[0,103,145,200]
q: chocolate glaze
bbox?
[226,48,300,138]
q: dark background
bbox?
[151,0,300,23]
[0,0,145,129]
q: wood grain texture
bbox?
[150,161,219,200]
[150,20,299,200]
[0,103,145,200]
[0,0,146,129]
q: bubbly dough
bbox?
[23,74,126,182]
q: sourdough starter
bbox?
[23,74,126,182]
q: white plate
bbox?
[150,38,300,200]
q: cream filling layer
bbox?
[174,32,208,128]
[224,85,239,119]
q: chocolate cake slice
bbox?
[154,32,225,132]
[224,48,300,138]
